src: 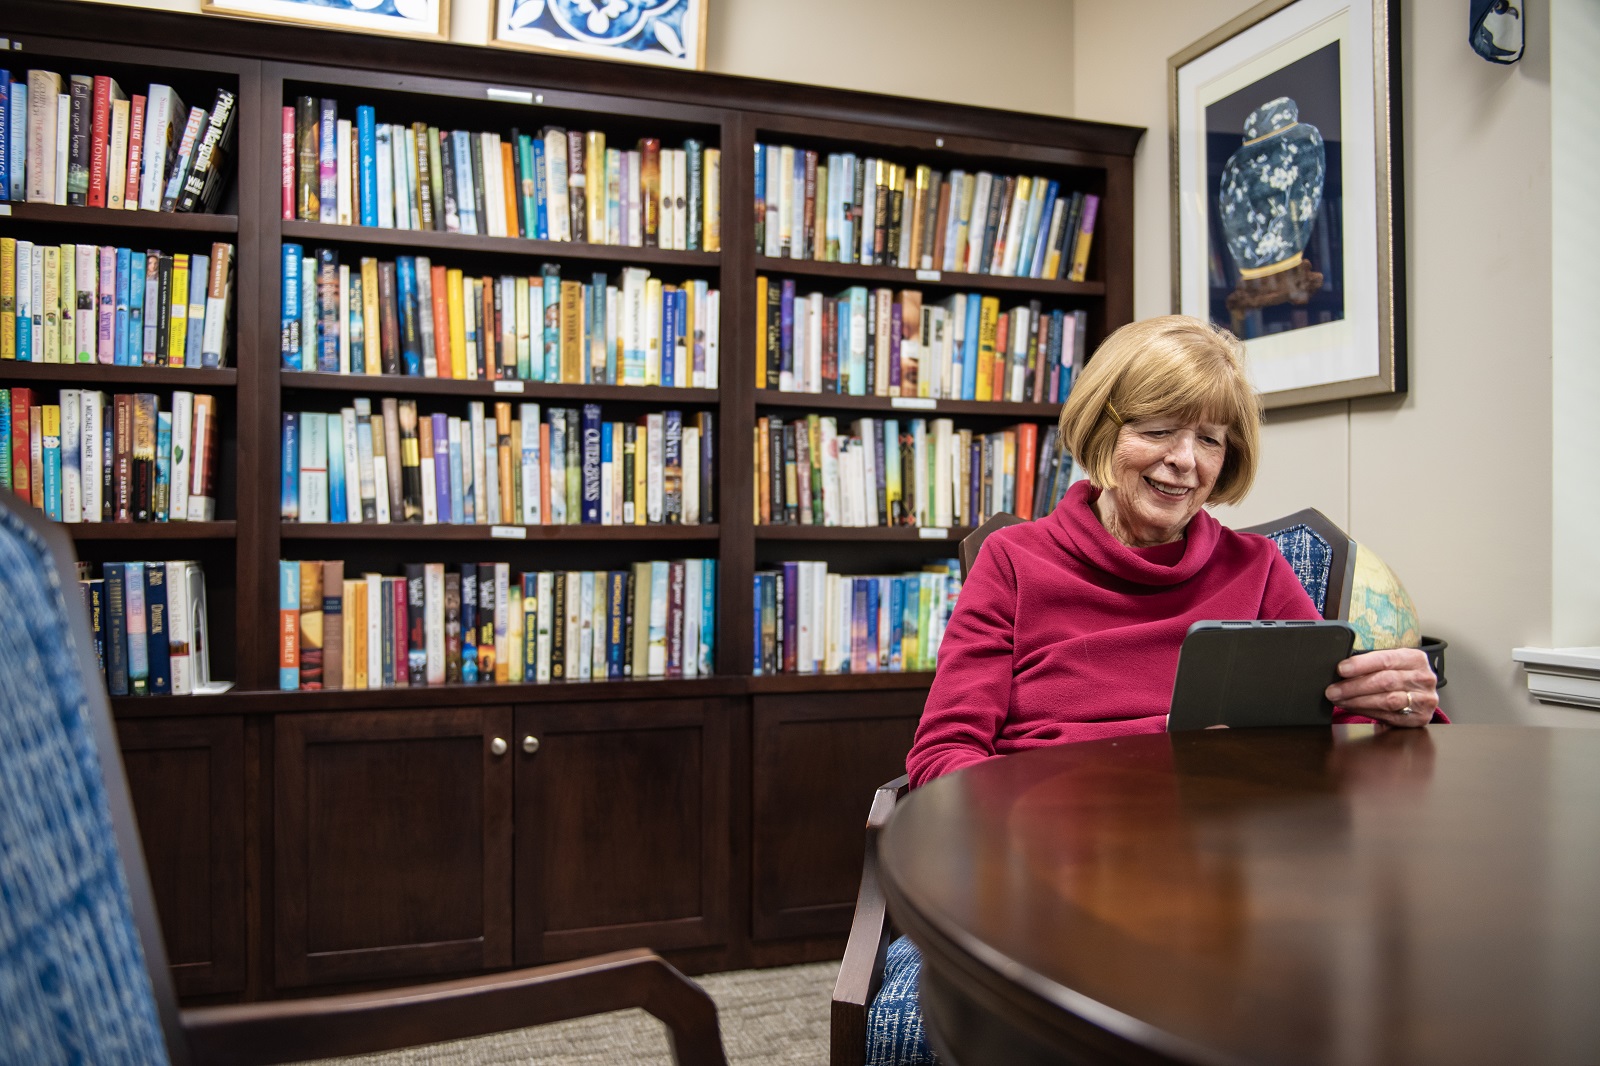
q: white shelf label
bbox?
[919,527,949,539]
[486,87,535,104]
[490,525,527,539]
[0,205,11,216]
[915,269,941,282]
[891,396,936,410]
[493,379,525,393]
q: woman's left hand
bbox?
[1326,648,1439,727]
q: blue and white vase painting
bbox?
[1203,40,1345,339]
[497,0,704,68]
[1217,97,1325,279]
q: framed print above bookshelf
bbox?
[201,0,450,42]
[491,0,708,70]
[1169,0,1405,410]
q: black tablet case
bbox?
[1167,620,1355,731]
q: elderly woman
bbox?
[866,315,1440,1066]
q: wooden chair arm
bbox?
[830,774,911,1066]
[181,948,726,1066]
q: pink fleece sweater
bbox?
[907,480,1323,787]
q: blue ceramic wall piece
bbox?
[1217,97,1326,277]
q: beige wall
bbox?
[84,0,1076,115]
[1073,0,1556,725]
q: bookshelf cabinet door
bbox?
[513,698,732,964]
[750,691,924,941]
[273,707,514,988]
[118,715,248,997]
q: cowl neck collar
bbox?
[1044,479,1221,587]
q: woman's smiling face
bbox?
[1097,416,1228,547]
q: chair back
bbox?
[0,489,186,1066]
[958,513,1027,581]
[1238,507,1355,621]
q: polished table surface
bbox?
[879,725,1600,1066]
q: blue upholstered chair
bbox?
[0,488,727,1066]
[1238,507,1355,620]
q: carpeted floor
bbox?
[295,960,839,1066]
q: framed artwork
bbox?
[490,0,709,70]
[200,0,450,41]
[1170,0,1404,409]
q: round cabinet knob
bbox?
[522,735,540,754]
[490,737,508,756]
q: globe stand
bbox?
[1225,259,1325,337]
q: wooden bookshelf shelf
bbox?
[754,392,1060,419]
[1,363,240,388]
[754,525,975,542]
[280,220,722,270]
[746,671,935,694]
[280,372,718,405]
[753,255,1105,297]
[282,522,719,541]
[67,521,238,540]
[5,0,1140,998]
[0,202,240,234]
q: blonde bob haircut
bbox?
[1059,315,1261,506]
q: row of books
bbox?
[1,239,235,368]
[2,388,221,523]
[755,417,1074,529]
[283,100,720,251]
[756,279,1086,402]
[754,144,1099,281]
[78,560,217,697]
[281,247,719,387]
[1,70,236,212]
[753,561,959,676]
[279,558,717,690]
[281,400,714,527]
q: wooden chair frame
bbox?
[1237,506,1356,621]
[2,488,727,1066]
[829,775,910,1066]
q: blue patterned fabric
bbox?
[0,508,170,1066]
[1261,523,1332,615]
[865,935,937,1065]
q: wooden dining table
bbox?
[878,725,1600,1066]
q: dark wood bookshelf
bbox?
[281,219,721,270]
[1,363,240,388]
[754,255,1106,297]
[281,372,718,405]
[0,202,240,234]
[282,522,720,541]
[67,521,238,541]
[2,0,1140,999]
[753,391,1060,419]
[755,525,975,542]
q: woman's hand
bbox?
[1326,648,1439,727]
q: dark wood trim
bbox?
[280,219,722,268]
[281,373,718,405]
[0,363,240,387]
[280,522,719,541]
[754,256,1106,298]
[66,522,239,541]
[755,525,977,542]
[753,393,1062,419]
[744,672,934,695]
[0,202,239,234]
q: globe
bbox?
[1346,542,1422,652]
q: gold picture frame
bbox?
[200,0,451,43]
[1169,0,1404,410]
[489,0,709,71]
